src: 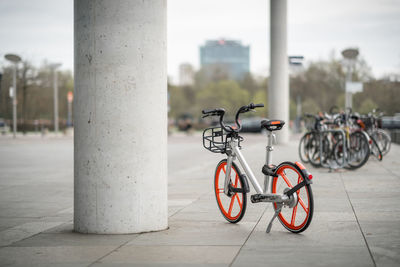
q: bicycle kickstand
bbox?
[266,203,282,233]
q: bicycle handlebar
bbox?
[233,103,264,132]
[202,103,264,133]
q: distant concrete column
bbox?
[53,69,59,133]
[12,66,17,138]
[74,0,168,234]
[269,0,289,144]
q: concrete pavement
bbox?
[0,133,399,266]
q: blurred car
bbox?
[176,113,194,132]
[0,119,10,134]
[381,116,400,129]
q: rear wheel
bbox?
[214,160,247,223]
[272,163,314,233]
[299,133,311,163]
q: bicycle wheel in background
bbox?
[333,137,348,167]
[307,133,322,168]
[214,159,247,223]
[371,129,391,156]
[370,135,383,161]
[347,131,370,169]
[272,162,314,233]
[299,133,311,163]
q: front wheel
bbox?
[272,162,314,233]
[347,132,370,169]
[214,159,247,223]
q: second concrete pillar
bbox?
[269,0,289,144]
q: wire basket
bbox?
[202,127,242,154]
[303,116,316,131]
[361,117,374,129]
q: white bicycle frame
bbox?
[223,131,289,203]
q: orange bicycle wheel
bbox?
[214,159,247,223]
[272,162,313,233]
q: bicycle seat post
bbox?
[264,130,275,193]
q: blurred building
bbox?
[178,63,195,86]
[200,39,250,80]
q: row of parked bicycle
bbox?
[298,108,391,170]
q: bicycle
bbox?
[202,103,314,233]
[363,109,391,156]
[351,113,383,161]
[299,110,371,170]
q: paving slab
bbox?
[11,225,137,248]
[93,245,241,267]
[232,245,374,267]
[0,221,64,247]
[127,220,256,246]
[0,246,117,267]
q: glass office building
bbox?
[200,39,250,80]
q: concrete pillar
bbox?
[74,0,168,234]
[269,0,289,144]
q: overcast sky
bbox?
[1,0,399,81]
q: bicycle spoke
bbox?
[234,174,239,187]
[280,172,293,188]
[217,188,224,193]
[236,194,242,208]
[222,166,226,174]
[291,204,298,226]
[298,196,308,213]
[228,194,236,216]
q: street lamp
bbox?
[4,54,22,138]
[289,55,304,133]
[49,63,62,134]
[341,48,359,110]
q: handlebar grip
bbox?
[202,109,215,114]
[253,103,264,108]
[202,108,224,115]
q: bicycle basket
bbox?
[361,117,374,129]
[203,127,227,153]
[303,117,315,131]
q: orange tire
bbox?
[214,160,247,223]
[272,162,313,233]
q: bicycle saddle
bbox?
[261,119,285,131]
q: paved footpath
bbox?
[0,133,399,266]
